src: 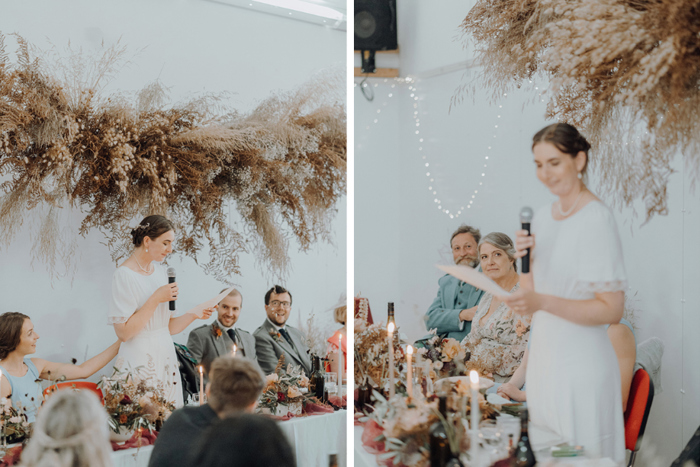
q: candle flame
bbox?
[469,370,479,384]
[387,322,395,333]
[199,365,203,374]
[407,345,414,355]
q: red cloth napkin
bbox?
[328,395,347,407]
[111,430,158,451]
[0,445,23,466]
[304,401,335,414]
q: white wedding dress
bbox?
[109,264,183,407]
[527,201,626,462]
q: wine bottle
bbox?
[387,302,395,325]
[514,408,536,467]
[430,395,454,467]
[309,355,325,400]
[328,454,338,467]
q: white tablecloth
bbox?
[110,445,153,467]
[280,410,347,467]
[354,424,617,467]
[106,411,347,467]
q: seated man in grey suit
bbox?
[148,357,264,467]
[187,288,257,383]
[423,224,485,342]
[254,285,312,376]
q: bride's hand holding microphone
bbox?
[503,211,542,316]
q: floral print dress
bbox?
[461,283,530,382]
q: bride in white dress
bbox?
[108,215,212,407]
[504,123,627,462]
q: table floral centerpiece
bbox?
[258,356,311,417]
[99,366,175,441]
[354,321,406,405]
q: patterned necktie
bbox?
[226,329,237,345]
[279,328,294,346]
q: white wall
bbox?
[355,0,699,463]
[0,0,345,379]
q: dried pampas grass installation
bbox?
[459,0,700,219]
[0,34,346,281]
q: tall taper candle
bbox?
[199,365,204,406]
[232,343,237,357]
[338,334,343,389]
[387,322,395,398]
[470,370,480,463]
[406,345,414,397]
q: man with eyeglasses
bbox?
[254,285,312,375]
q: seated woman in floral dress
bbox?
[461,232,531,382]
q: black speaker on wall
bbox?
[354,0,398,51]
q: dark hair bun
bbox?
[131,215,174,247]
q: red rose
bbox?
[277,392,286,402]
[119,395,132,405]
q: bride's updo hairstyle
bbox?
[0,312,30,359]
[532,123,591,178]
[130,215,174,247]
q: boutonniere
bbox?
[212,323,223,339]
[269,329,282,343]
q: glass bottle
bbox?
[514,408,536,467]
[309,355,325,400]
[387,302,395,326]
[430,395,455,467]
[328,454,338,467]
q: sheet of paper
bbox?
[185,285,237,318]
[436,264,511,297]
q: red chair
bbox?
[623,368,654,467]
[43,381,104,405]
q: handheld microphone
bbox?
[520,207,534,274]
[167,267,176,311]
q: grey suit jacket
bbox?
[187,322,257,383]
[254,319,312,376]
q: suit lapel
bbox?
[265,321,303,366]
[210,323,227,357]
[287,327,311,372]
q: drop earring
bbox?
[577,172,583,180]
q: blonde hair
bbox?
[333,305,347,325]
[20,390,113,467]
[208,357,264,415]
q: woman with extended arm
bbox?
[0,312,120,422]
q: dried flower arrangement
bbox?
[0,398,30,444]
[361,389,497,467]
[99,367,175,434]
[459,0,700,220]
[416,331,468,382]
[0,34,346,281]
[354,322,406,390]
[258,356,310,413]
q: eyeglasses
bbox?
[270,300,291,309]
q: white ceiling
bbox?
[205,0,347,30]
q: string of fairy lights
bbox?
[355,77,510,219]
[355,76,551,219]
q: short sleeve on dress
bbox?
[109,269,138,324]
[575,204,627,295]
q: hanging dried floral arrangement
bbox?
[0,34,346,281]
[459,0,700,219]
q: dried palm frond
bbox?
[459,0,700,219]
[0,35,346,281]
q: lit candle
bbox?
[406,345,413,397]
[387,322,395,398]
[470,370,480,461]
[198,365,204,406]
[232,344,238,357]
[337,334,343,390]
